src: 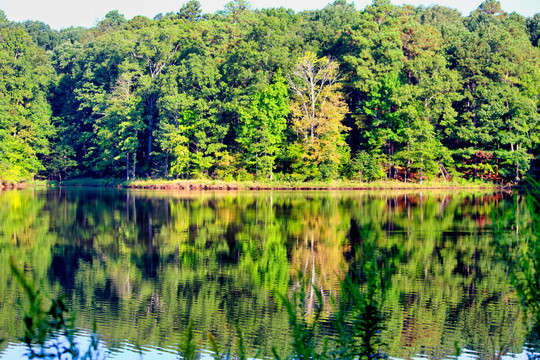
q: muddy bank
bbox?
[56,180,500,191]
[122,184,496,191]
[0,182,29,190]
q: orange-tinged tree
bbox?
[288,52,350,180]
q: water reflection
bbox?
[0,188,525,359]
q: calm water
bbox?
[0,187,529,359]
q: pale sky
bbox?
[0,0,538,30]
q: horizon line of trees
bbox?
[0,0,539,184]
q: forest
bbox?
[0,0,539,184]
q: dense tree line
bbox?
[0,0,539,183]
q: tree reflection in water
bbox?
[0,188,527,358]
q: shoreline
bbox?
[3,178,506,191]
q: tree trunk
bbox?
[146,96,156,164]
[515,143,519,182]
[148,116,153,161]
[405,137,411,183]
[132,153,136,180]
[419,156,423,185]
[440,165,446,182]
[165,153,169,177]
[473,155,477,180]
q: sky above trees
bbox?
[1,0,537,30]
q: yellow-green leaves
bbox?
[288,52,350,180]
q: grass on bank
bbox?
[0,179,58,188]
[54,177,500,190]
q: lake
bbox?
[0,187,529,359]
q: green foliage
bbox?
[0,10,8,24]
[207,333,222,360]
[157,109,195,178]
[0,26,54,183]
[352,151,386,182]
[238,72,290,180]
[527,14,540,47]
[9,257,103,360]
[98,10,127,30]
[493,180,540,354]
[234,325,248,360]
[178,1,204,21]
[2,0,540,184]
[205,326,256,360]
[179,319,197,360]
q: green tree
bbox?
[156,90,193,178]
[526,14,540,47]
[446,8,540,181]
[396,21,460,182]
[0,27,54,183]
[238,72,290,180]
[359,71,403,179]
[416,5,463,28]
[128,23,185,170]
[224,0,251,23]
[338,0,406,176]
[0,10,8,24]
[178,0,204,21]
[19,20,60,51]
[98,10,127,30]
[94,71,144,179]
